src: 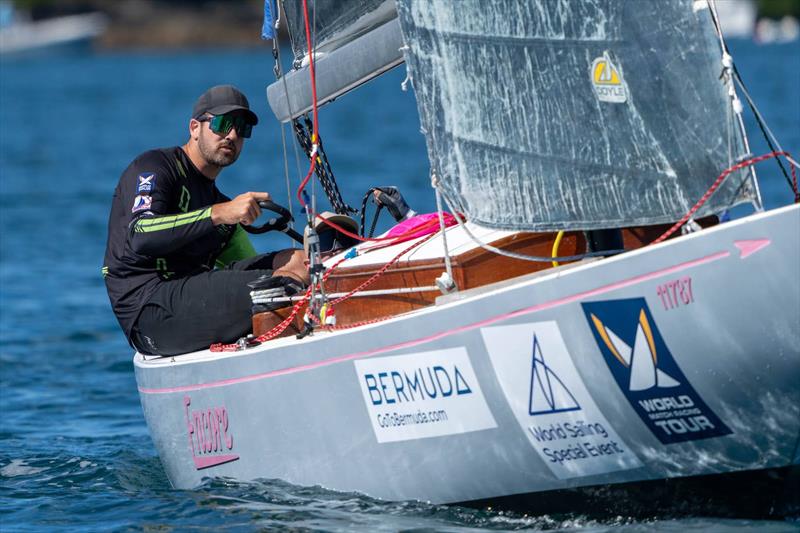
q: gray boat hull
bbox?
[135,204,800,504]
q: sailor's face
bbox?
[197,114,245,167]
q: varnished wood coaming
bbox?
[253,219,716,337]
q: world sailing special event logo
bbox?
[482,322,642,479]
[353,348,497,443]
[183,396,239,470]
[590,51,627,103]
[582,298,732,444]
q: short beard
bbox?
[198,132,239,168]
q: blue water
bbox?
[0,39,798,532]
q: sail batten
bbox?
[396,0,755,230]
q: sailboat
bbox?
[134,0,799,516]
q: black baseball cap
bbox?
[192,85,259,125]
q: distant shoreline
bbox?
[96,3,274,50]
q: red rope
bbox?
[209,231,439,351]
[329,232,438,306]
[209,255,352,352]
[651,151,798,245]
[312,233,439,332]
[296,0,320,207]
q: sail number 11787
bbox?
[656,276,694,311]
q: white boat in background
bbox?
[0,1,107,56]
[756,16,800,44]
[134,0,800,517]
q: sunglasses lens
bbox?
[239,122,252,138]
[208,115,252,138]
[209,115,231,135]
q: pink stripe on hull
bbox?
[139,250,730,395]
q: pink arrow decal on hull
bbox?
[734,239,771,259]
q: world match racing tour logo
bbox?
[183,396,239,470]
[582,299,731,444]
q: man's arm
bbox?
[129,207,216,256]
[126,162,268,257]
[128,189,268,257]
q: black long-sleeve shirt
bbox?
[103,146,255,341]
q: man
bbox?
[103,85,308,356]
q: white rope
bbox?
[433,178,455,290]
[706,0,728,52]
[707,0,764,209]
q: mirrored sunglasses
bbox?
[201,114,253,138]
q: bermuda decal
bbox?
[354,348,496,443]
[183,396,239,469]
[483,322,642,479]
[137,172,155,193]
[582,298,732,444]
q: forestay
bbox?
[396,0,756,231]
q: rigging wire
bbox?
[296,0,320,207]
[707,0,797,199]
[293,117,356,214]
[310,0,317,218]
[707,0,764,209]
[273,0,281,28]
[269,16,296,236]
[732,67,800,187]
[272,2,305,218]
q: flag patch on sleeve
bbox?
[137,173,155,193]
[132,194,152,213]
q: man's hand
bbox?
[211,192,271,226]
